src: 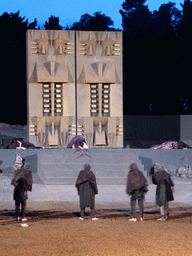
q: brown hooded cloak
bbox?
[152,170,174,206]
[11,162,33,191]
[126,164,148,195]
[153,170,170,184]
[75,164,98,208]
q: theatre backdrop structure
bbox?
[27,30,123,148]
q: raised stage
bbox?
[0,148,192,185]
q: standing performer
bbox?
[11,155,33,221]
[126,163,148,221]
[75,164,99,220]
[150,165,175,221]
[13,177,28,221]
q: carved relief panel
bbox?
[27,30,76,147]
[27,30,123,148]
[76,31,123,147]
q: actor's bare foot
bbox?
[157,217,166,221]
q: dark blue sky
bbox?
[0,0,182,29]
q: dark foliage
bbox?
[43,15,62,30]
[0,11,37,124]
[70,11,116,31]
[120,0,186,115]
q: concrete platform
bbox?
[0,148,192,205]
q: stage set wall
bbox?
[27,30,123,148]
[124,115,192,148]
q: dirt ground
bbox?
[0,201,192,256]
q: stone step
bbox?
[41,177,128,185]
[37,149,145,185]
[33,173,44,185]
[38,151,143,165]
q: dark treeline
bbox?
[0,0,192,124]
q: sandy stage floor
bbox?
[0,201,192,256]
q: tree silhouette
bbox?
[28,18,38,29]
[120,0,184,115]
[176,0,192,113]
[0,11,37,124]
[179,0,192,36]
[120,0,158,114]
[44,15,62,30]
[120,0,146,14]
[70,11,116,31]
[153,2,181,34]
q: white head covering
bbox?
[12,154,23,171]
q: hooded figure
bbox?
[75,164,98,220]
[152,166,174,221]
[126,163,148,222]
[11,156,33,191]
[11,155,33,221]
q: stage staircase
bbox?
[37,149,145,185]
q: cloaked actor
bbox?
[126,163,148,221]
[150,164,175,221]
[75,164,98,220]
[11,155,33,221]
